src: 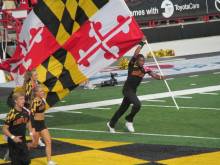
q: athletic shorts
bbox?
[32,120,47,132]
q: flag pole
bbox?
[145,41,180,110]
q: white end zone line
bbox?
[0,85,220,119]
[48,127,220,141]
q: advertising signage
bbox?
[125,0,220,21]
[207,0,220,14]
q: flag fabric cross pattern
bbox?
[1,0,144,107]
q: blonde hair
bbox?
[33,84,43,97]
[23,69,36,86]
[12,90,25,101]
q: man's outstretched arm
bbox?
[148,71,165,80]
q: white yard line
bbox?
[174,96,193,99]
[213,72,220,75]
[0,124,219,140]
[166,78,174,81]
[1,85,220,119]
[45,115,54,118]
[190,84,197,86]
[48,127,220,140]
[146,99,166,102]
[62,111,83,114]
[91,107,111,110]
[199,92,219,95]
[189,75,199,78]
[141,81,150,84]
[47,85,220,113]
[142,104,220,111]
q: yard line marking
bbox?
[141,81,150,84]
[47,85,220,113]
[166,78,174,81]
[190,84,197,86]
[91,107,111,110]
[45,115,54,118]
[48,127,220,140]
[174,96,192,99]
[145,99,166,102]
[213,72,220,75]
[142,104,220,111]
[62,111,82,114]
[199,92,219,95]
[189,75,199,78]
[1,85,220,119]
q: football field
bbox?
[0,71,220,164]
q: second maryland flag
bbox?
[11,0,144,107]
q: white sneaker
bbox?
[3,149,10,161]
[48,160,57,165]
[125,122,135,133]
[38,138,45,147]
[107,122,116,133]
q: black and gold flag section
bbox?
[0,138,220,164]
[37,48,87,107]
[34,0,109,45]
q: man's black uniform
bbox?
[5,108,31,165]
[109,55,152,127]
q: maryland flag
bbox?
[2,0,143,107]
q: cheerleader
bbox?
[23,69,45,147]
[30,85,57,165]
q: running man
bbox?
[107,37,165,133]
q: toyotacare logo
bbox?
[161,0,175,18]
[215,0,220,12]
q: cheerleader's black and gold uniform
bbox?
[24,80,38,109]
[4,108,31,165]
[31,98,47,132]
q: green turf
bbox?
[44,95,220,148]
[1,72,220,149]
[55,72,220,106]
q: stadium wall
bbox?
[142,21,220,43]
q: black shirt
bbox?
[124,56,152,92]
[4,108,30,139]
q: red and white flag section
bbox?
[64,0,143,78]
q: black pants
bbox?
[109,89,141,128]
[8,140,30,165]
